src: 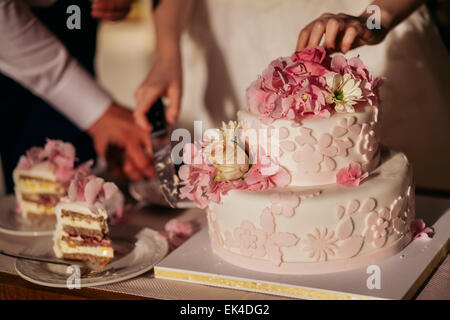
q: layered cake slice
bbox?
[13,139,90,223]
[53,174,123,266]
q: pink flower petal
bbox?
[84,176,104,205]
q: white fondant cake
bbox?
[239,104,381,187]
[208,149,414,274]
[179,47,417,274]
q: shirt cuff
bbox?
[45,60,112,130]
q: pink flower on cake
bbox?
[363,210,390,248]
[246,47,332,123]
[224,208,298,265]
[178,146,291,208]
[301,227,338,262]
[410,218,434,240]
[332,116,362,137]
[269,192,300,218]
[226,220,267,258]
[292,83,330,119]
[291,46,329,76]
[178,124,291,208]
[293,144,323,173]
[243,155,291,191]
[336,162,368,187]
[246,47,383,122]
[358,123,378,162]
[330,54,384,107]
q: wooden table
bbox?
[1,189,449,300]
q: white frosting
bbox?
[14,178,64,195]
[13,162,57,182]
[60,216,103,231]
[238,105,381,186]
[53,203,112,259]
[19,200,54,216]
[53,238,113,258]
[55,200,108,220]
[208,149,414,271]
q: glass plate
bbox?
[15,225,168,288]
[0,195,55,236]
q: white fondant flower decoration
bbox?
[326,73,362,113]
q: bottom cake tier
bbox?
[207,149,415,275]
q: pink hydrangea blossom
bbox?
[330,54,384,106]
[246,46,383,122]
[410,219,434,240]
[336,162,368,187]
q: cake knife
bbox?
[144,99,192,209]
[0,249,84,267]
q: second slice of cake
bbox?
[53,174,123,266]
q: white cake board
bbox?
[155,195,450,300]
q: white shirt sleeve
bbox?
[0,0,112,130]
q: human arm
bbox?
[0,0,153,180]
[296,0,426,53]
[133,0,194,131]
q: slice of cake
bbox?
[53,174,123,266]
[13,139,90,223]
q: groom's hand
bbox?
[87,103,156,181]
[91,0,134,21]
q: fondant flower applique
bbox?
[301,227,338,262]
[358,123,378,162]
[410,219,434,240]
[269,192,300,218]
[336,162,368,187]
[224,208,298,266]
[363,208,390,248]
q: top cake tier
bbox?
[238,103,380,187]
[242,46,383,187]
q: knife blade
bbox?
[145,99,191,208]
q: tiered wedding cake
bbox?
[179,47,415,274]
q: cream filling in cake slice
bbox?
[13,162,66,219]
[53,200,114,265]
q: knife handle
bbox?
[146,98,167,137]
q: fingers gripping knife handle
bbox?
[146,99,168,138]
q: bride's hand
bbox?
[296,13,387,53]
[133,47,182,131]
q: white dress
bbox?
[178,0,450,190]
